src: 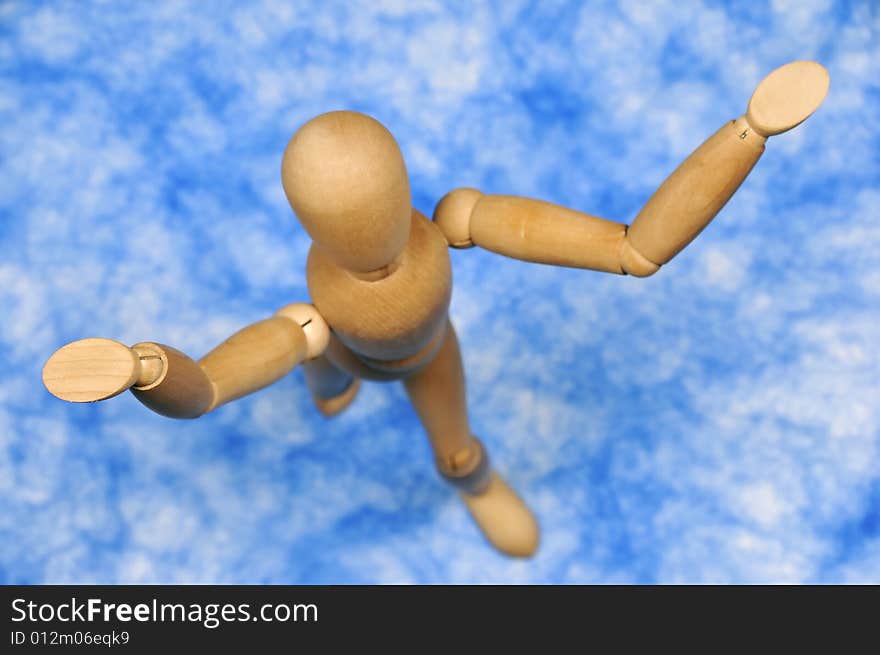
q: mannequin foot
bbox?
[459,472,539,558]
[312,378,361,417]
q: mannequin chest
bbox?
[306,210,452,365]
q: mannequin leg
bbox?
[403,319,539,557]
[303,354,361,417]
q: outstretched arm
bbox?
[42,303,329,418]
[433,61,830,277]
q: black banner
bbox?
[1,585,875,650]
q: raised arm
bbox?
[433,61,830,277]
[42,303,329,418]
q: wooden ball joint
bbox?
[42,62,829,559]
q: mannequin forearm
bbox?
[118,315,310,418]
[624,117,765,269]
[42,304,329,418]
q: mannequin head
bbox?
[281,110,412,273]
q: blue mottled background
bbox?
[1,0,878,583]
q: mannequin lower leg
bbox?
[403,319,539,557]
[303,354,361,417]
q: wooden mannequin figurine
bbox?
[42,61,829,558]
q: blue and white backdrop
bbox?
[1,1,878,583]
